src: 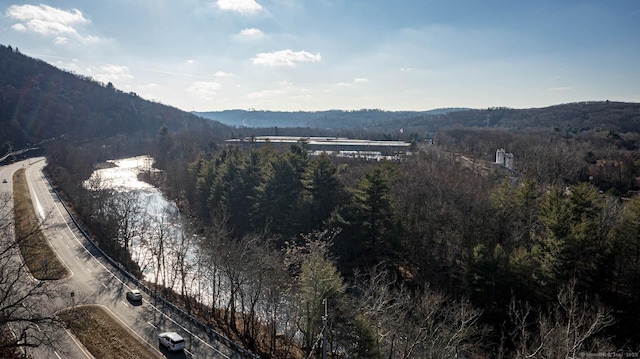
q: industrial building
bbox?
[228,136,411,160]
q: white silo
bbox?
[496,148,505,165]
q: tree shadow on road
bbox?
[157,344,188,358]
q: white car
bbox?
[158,332,185,352]
[125,289,142,301]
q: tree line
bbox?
[42,123,640,357]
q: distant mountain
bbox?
[192,108,470,129]
[0,44,229,155]
[194,102,640,135]
[388,102,640,134]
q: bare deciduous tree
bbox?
[508,280,615,358]
[0,191,69,357]
[353,265,488,358]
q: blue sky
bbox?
[1,0,639,111]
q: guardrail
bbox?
[0,147,41,164]
[43,171,260,359]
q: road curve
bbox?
[6,158,247,359]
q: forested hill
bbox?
[0,44,229,155]
[195,102,640,134]
[388,101,640,134]
[193,108,469,129]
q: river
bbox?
[86,156,213,304]
[87,156,305,344]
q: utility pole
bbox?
[322,298,327,359]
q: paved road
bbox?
[2,158,248,359]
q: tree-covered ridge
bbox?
[0,44,229,155]
[379,101,640,136]
[193,108,468,129]
[194,102,640,136]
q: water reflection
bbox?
[87,156,293,339]
[90,156,155,191]
[86,156,208,302]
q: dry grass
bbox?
[12,169,68,280]
[59,305,161,359]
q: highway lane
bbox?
[5,158,247,359]
[0,160,89,359]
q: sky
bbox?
[1,0,639,112]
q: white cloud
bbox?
[6,4,88,25]
[87,64,133,84]
[10,23,27,32]
[134,83,160,101]
[25,18,77,36]
[82,35,102,45]
[354,78,369,83]
[187,81,222,100]
[54,36,68,45]
[237,27,264,39]
[6,4,86,34]
[216,0,263,14]
[252,49,321,67]
[5,4,105,44]
[214,71,233,77]
[55,59,78,71]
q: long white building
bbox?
[228,136,411,158]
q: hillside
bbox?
[193,108,468,129]
[388,101,640,134]
[0,44,229,155]
[195,102,640,135]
